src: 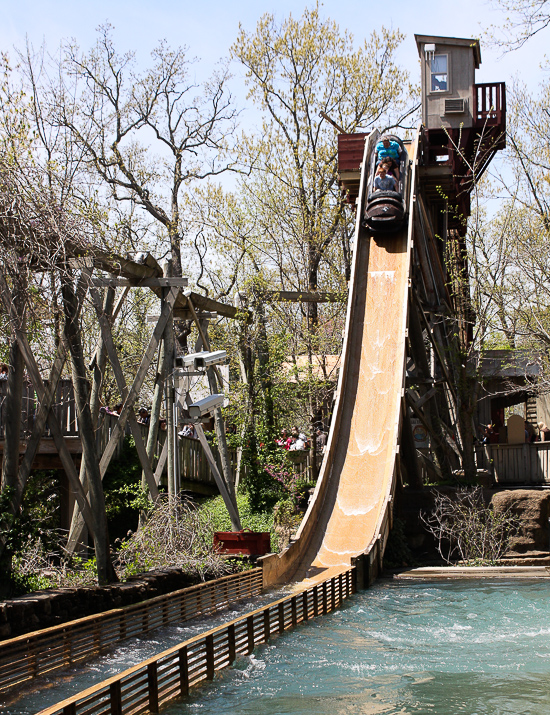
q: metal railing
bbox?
[38,567,355,715]
[0,568,263,695]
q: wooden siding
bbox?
[337,133,368,173]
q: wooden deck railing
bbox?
[489,442,550,484]
[38,567,355,715]
[0,380,314,487]
[474,82,506,128]
[0,379,78,440]
[0,568,263,695]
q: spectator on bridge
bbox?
[179,423,197,438]
[112,403,123,417]
[276,429,292,449]
[138,407,150,425]
[538,422,550,441]
[0,364,7,380]
[290,432,308,451]
[316,427,327,454]
[525,420,537,443]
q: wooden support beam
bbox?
[0,274,97,539]
[89,288,160,499]
[263,291,345,303]
[14,272,88,509]
[88,286,130,370]
[97,287,179,478]
[91,278,188,288]
[411,288,457,403]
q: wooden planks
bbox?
[490,443,550,484]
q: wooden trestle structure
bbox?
[0,248,245,554]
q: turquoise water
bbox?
[1,588,289,715]
[166,579,550,715]
[5,579,550,715]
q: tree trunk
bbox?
[61,276,117,585]
[68,287,115,553]
[254,299,274,435]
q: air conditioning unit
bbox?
[445,98,466,114]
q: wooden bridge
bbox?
[0,379,313,501]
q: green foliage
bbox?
[1,472,60,558]
[200,493,274,534]
[102,436,148,539]
[10,568,54,597]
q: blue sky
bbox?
[2,0,546,107]
[2,0,546,202]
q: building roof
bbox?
[414,34,481,68]
[281,355,341,383]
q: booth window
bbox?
[430,55,448,92]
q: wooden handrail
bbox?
[0,568,263,694]
[37,567,355,715]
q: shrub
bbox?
[421,487,520,565]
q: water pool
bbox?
[165,579,550,715]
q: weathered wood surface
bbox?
[36,567,355,715]
[490,443,550,484]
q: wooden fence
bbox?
[0,379,78,440]
[0,568,263,695]
[489,442,550,484]
[38,567,355,715]
[0,379,313,487]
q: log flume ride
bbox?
[262,129,417,588]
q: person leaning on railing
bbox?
[538,422,550,442]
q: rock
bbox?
[490,490,550,554]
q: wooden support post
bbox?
[110,681,122,715]
[228,624,236,664]
[247,615,255,654]
[65,287,178,554]
[148,662,159,713]
[302,591,309,621]
[291,596,297,627]
[89,288,159,499]
[163,272,177,499]
[205,635,215,680]
[278,603,285,633]
[314,586,319,617]
[62,274,115,585]
[264,609,271,641]
[179,646,189,697]
[0,274,97,543]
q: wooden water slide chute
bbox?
[261,127,460,588]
